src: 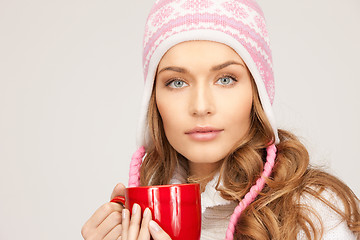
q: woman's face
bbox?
[155,41,253,176]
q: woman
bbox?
[82,0,360,239]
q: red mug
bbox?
[111,183,201,240]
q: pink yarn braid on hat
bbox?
[225,144,277,240]
[128,146,145,187]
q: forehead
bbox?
[158,40,245,68]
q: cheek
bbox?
[224,91,253,134]
[156,96,184,138]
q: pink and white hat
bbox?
[137,0,279,149]
[128,1,279,239]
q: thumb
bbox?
[110,183,126,200]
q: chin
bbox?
[184,151,226,165]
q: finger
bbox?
[96,210,122,239]
[83,202,123,232]
[121,208,130,240]
[137,208,152,240]
[127,203,142,239]
[104,224,122,240]
[111,183,126,200]
[149,220,172,240]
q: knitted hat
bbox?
[137,0,279,149]
[128,0,278,239]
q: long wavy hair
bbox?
[139,75,360,239]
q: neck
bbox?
[188,161,222,192]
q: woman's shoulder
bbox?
[297,187,358,239]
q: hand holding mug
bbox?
[81,183,174,240]
[111,183,201,240]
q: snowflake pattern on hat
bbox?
[143,0,274,104]
[181,0,214,10]
[152,6,175,27]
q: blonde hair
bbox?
[140,76,360,239]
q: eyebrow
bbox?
[157,61,245,75]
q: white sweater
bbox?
[170,168,357,240]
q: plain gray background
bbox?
[0,0,359,239]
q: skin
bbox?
[81,40,253,239]
[156,40,253,179]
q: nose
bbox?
[189,84,215,117]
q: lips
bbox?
[185,126,223,141]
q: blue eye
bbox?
[216,76,236,85]
[167,80,188,89]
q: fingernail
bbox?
[132,203,139,214]
[143,208,151,218]
[122,209,127,220]
[149,220,160,232]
